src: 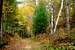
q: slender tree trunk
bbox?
[50,0,54,34]
[33,0,38,5]
[0,0,3,44]
[0,0,2,30]
[73,0,75,15]
[66,0,70,33]
[36,0,38,5]
[54,0,64,33]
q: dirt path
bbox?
[1,37,41,50]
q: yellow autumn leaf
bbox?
[18,3,35,17]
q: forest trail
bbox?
[1,36,41,50]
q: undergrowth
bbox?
[35,43,75,50]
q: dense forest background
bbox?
[0,0,75,50]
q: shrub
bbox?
[32,0,48,36]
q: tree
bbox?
[73,0,75,16]
[66,0,70,33]
[3,0,17,34]
[54,0,64,33]
[32,0,49,36]
[50,0,54,34]
[0,0,3,47]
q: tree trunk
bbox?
[54,0,64,33]
[50,0,54,34]
[0,0,3,45]
[66,0,70,33]
[0,0,2,30]
[73,0,75,16]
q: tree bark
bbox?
[0,0,2,30]
[54,0,64,33]
[0,0,3,44]
[66,0,70,33]
[73,0,75,16]
[50,0,54,34]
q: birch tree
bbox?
[54,0,64,33]
[50,0,54,34]
[46,0,54,34]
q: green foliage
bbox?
[2,0,30,39]
[2,0,17,34]
[16,25,31,38]
[1,0,17,46]
[32,0,49,35]
[35,43,75,50]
